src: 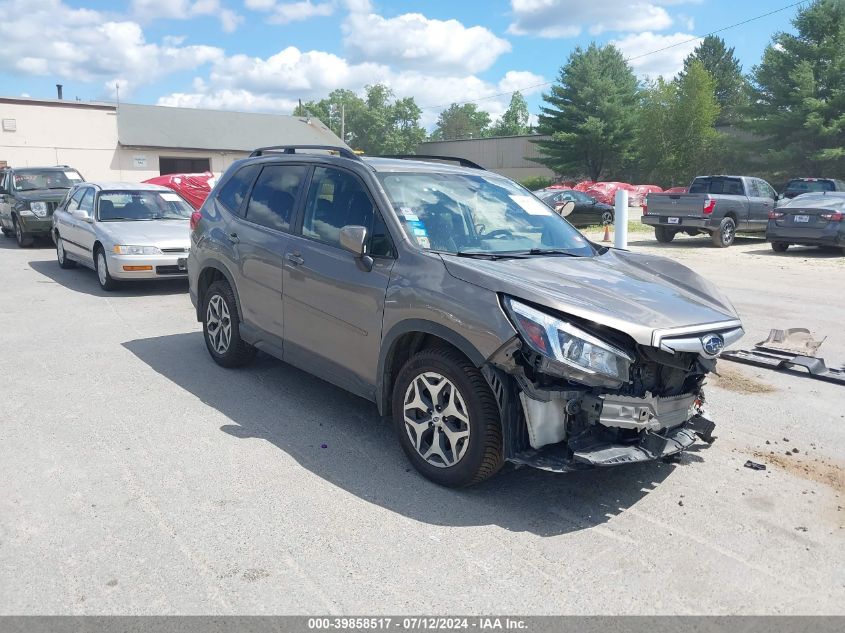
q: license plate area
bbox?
[177,258,187,271]
[793,215,810,223]
[667,217,680,224]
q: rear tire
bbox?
[711,217,736,248]
[654,226,676,243]
[600,210,614,225]
[392,347,503,487]
[770,241,789,253]
[201,280,257,368]
[56,235,77,269]
[14,217,34,248]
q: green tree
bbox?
[534,43,639,180]
[748,0,845,178]
[294,85,426,154]
[637,61,721,185]
[490,91,531,136]
[431,103,492,140]
[680,35,747,124]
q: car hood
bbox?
[14,189,69,203]
[441,248,740,346]
[98,220,190,249]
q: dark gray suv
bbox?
[188,145,744,487]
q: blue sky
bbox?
[0,1,800,127]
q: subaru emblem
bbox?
[701,334,725,357]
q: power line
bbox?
[419,0,806,111]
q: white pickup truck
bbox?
[641,175,779,247]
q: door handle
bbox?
[228,232,239,244]
[286,253,304,266]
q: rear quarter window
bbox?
[217,164,261,216]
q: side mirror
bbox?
[777,193,784,200]
[72,209,92,222]
[339,225,367,256]
[557,200,576,217]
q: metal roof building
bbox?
[0,96,344,181]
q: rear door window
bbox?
[217,164,261,216]
[243,164,307,232]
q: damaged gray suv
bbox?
[188,146,744,487]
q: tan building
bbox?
[417,134,555,181]
[0,96,344,181]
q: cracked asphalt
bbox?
[1,233,843,614]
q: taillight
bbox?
[642,200,648,214]
[190,210,202,231]
[820,212,843,221]
[703,199,716,214]
[768,210,784,220]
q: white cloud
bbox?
[611,31,701,80]
[131,0,243,32]
[507,0,701,37]
[156,44,545,128]
[343,11,511,75]
[0,0,224,97]
[245,0,334,24]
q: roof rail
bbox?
[249,145,360,160]
[377,154,486,170]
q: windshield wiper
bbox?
[453,250,529,260]
[525,248,581,257]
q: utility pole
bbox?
[341,103,345,142]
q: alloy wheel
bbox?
[403,372,471,468]
[205,294,232,355]
[601,210,613,225]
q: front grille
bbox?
[155,265,187,275]
[161,247,188,253]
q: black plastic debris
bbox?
[744,460,767,471]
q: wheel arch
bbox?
[195,259,243,322]
[377,319,487,416]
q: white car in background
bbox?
[52,182,192,291]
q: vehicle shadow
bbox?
[123,331,691,537]
[0,236,54,250]
[744,246,843,259]
[626,236,764,249]
[28,259,188,298]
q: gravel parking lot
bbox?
[1,234,843,615]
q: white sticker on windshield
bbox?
[510,194,553,216]
[64,171,81,181]
[417,236,431,249]
[160,193,181,202]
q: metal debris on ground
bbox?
[744,460,767,471]
[721,328,845,386]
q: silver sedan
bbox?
[52,182,192,291]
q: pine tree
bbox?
[533,44,639,180]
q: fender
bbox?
[195,256,243,322]
[376,318,488,415]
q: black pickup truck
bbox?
[641,175,778,247]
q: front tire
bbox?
[95,247,118,291]
[711,217,736,247]
[770,241,789,253]
[393,347,503,487]
[201,280,257,368]
[1,227,12,237]
[654,226,676,243]
[14,217,34,247]
[56,235,77,269]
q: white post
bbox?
[614,189,629,249]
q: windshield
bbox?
[785,179,835,195]
[97,190,193,221]
[689,177,744,195]
[13,169,82,191]
[378,172,595,256]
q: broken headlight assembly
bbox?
[503,297,633,387]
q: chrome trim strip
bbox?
[651,320,743,347]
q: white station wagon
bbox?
[52,182,192,290]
